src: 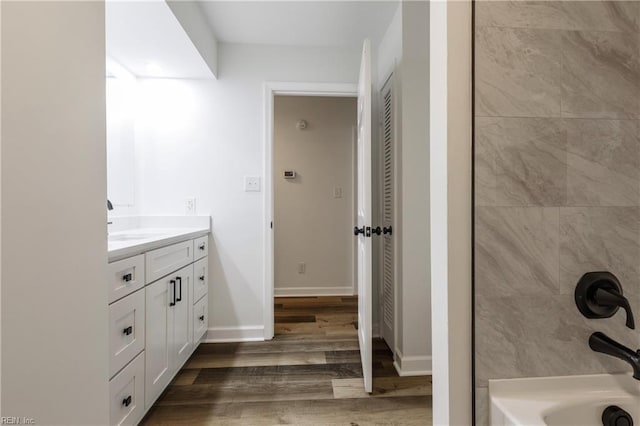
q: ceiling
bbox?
[199,1,400,48]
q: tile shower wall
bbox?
[474,2,640,424]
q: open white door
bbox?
[355,39,373,393]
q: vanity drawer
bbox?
[193,295,208,343]
[146,240,193,284]
[108,255,145,304]
[194,235,208,261]
[193,257,208,304]
[109,351,145,426]
[109,288,145,378]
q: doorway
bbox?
[263,82,359,339]
[272,95,358,299]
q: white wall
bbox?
[1,2,109,423]
[133,43,360,340]
[274,96,357,296]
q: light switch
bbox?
[244,176,261,192]
[333,187,343,198]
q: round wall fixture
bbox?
[296,120,307,130]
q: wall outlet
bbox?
[185,197,196,216]
[333,186,343,198]
[297,262,306,274]
[244,176,261,192]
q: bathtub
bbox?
[489,373,640,425]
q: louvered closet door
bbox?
[381,78,395,351]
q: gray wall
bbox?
[274,96,356,294]
[474,1,640,424]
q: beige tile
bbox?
[562,30,640,119]
[475,27,562,117]
[331,376,432,399]
[183,351,327,369]
[475,294,632,386]
[559,207,640,297]
[566,119,640,206]
[477,1,640,33]
[475,119,498,206]
[476,1,568,30]
[476,207,559,297]
[560,1,640,33]
[476,117,566,206]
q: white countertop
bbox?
[107,216,210,262]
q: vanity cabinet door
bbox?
[192,257,208,304]
[109,288,145,379]
[171,264,193,371]
[193,295,208,343]
[194,235,208,261]
[144,278,172,408]
[108,255,144,304]
[109,351,145,426]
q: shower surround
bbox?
[474,2,640,424]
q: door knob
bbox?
[371,226,382,236]
[354,226,365,236]
[383,226,393,235]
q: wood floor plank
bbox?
[275,321,357,335]
[194,339,360,355]
[183,351,326,369]
[156,381,335,406]
[194,362,368,384]
[170,368,200,386]
[274,314,316,323]
[142,396,432,425]
[332,376,433,399]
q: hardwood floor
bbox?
[141,296,432,425]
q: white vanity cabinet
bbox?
[107,233,209,425]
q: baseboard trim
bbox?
[393,349,432,376]
[274,286,355,297]
[203,326,265,343]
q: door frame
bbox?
[263,81,358,340]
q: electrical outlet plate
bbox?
[185,197,196,216]
[297,262,306,274]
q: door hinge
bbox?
[270,221,273,229]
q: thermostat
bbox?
[284,170,296,179]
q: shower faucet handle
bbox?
[575,272,635,330]
[594,287,635,330]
